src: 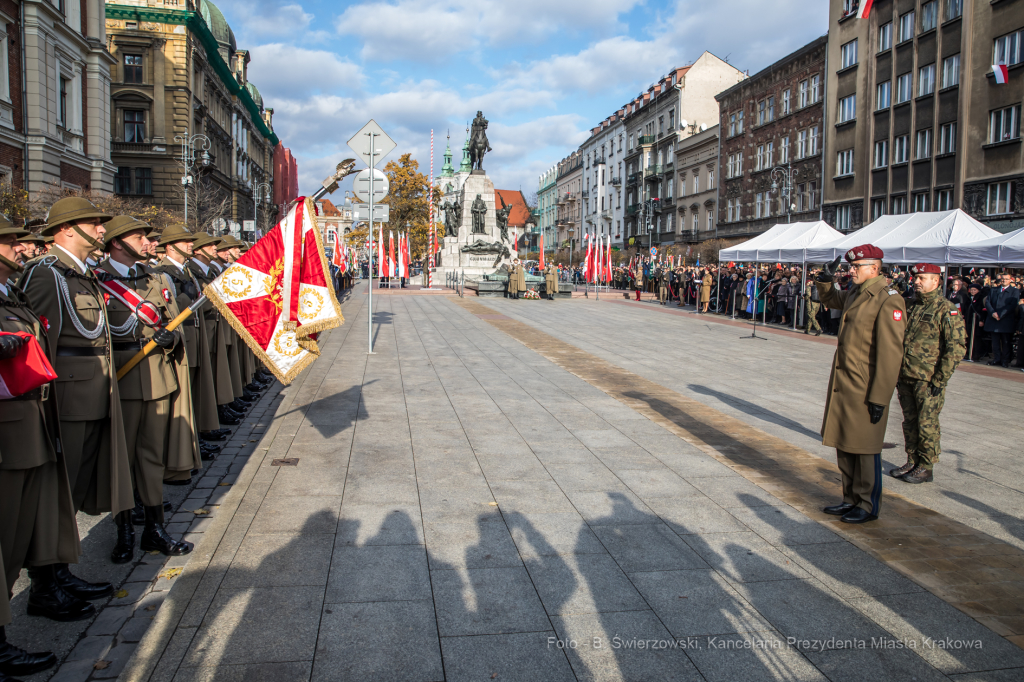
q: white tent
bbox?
[719,221,844,263]
[946,226,1024,264]
[804,209,1000,264]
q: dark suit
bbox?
[986,286,1020,366]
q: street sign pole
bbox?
[367,130,375,354]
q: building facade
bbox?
[0,0,24,190]
[554,150,582,249]
[823,0,1023,233]
[675,124,721,243]
[579,111,625,246]
[316,198,352,249]
[622,52,746,246]
[106,0,277,236]
[537,165,557,254]
[716,36,828,240]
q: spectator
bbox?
[985,272,1020,368]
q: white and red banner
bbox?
[96,278,163,328]
[206,197,344,384]
[538,234,545,270]
[993,64,1009,84]
[856,0,873,18]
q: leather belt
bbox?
[56,346,106,357]
[12,386,46,401]
[112,341,143,351]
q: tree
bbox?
[0,182,29,226]
[379,153,441,259]
[695,238,725,265]
[27,181,181,232]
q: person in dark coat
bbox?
[985,273,1020,367]
[966,282,989,362]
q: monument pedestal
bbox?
[435,171,513,283]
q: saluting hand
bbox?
[816,257,842,283]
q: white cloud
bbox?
[247,44,363,99]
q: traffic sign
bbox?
[352,204,390,222]
[347,119,396,169]
[650,247,658,256]
[243,220,255,232]
[353,169,389,203]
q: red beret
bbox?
[911,263,942,275]
[844,244,884,262]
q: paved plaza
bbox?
[14,282,1024,682]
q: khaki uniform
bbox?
[507,264,520,298]
[514,264,527,294]
[21,250,133,516]
[897,289,966,469]
[188,259,235,406]
[701,274,712,304]
[817,275,906,515]
[0,284,80,594]
[804,287,821,334]
[657,271,668,303]
[544,264,558,299]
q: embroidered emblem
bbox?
[950,309,958,315]
[893,310,903,321]
[162,288,172,302]
[39,315,50,331]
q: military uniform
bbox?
[507,263,520,299]
[544,264,558,300]
[804,284,822,335]
[657,270,668,304]
[893,270,965,482]
[816,245,906,523]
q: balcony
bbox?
[665,160,674,171]
[639,135,656,145]
[627,172,640,185]
[61,128,84,153]
[626,204,639,216]
[581,190,590,198]
[610,176,622,186]
[600,209,614,221]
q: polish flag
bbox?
[856,0,873,18]
[397,233,405,279]
[377,226,384,278]
[538,234,545,269]
[582,234,592,282]
[993,64,1009,84]
[594,235,602,284]
[606,237,612,283]
[388,231,396,277]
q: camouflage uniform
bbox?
[896,288,966,470]
[804,287,821,334]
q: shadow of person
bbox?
[302,383,373,439]
[941,489,1024,547]
[687,384,822,441]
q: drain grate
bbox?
[271,458,299,466]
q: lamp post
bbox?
[251,176,272,240]
[567,226,575,290]
[770,160,797,225]
[175,133,211,230]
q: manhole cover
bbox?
[271,458,299,466]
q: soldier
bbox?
[815,245,906,523]
[544,262,558,300]
[657,268,668,305]
[507,260,520,299]
[97,217,197,561]
[154,226,225,453]
[804,276,822,336]
[213,237,255,412]
[19,198,131,606]
[633,263,643,301]
[0,543,60,680]
[890,263,966,484]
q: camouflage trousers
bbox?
[805,301,821,333]
[896,379,946,469]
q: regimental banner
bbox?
[205,197,344,384]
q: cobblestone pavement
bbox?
[57,282,1024,681]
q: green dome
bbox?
[200,0,236,56]
[246,82,263,109]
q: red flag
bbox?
[389,231,396,277]
[377,226,384,278]
[856,0,873,18]
[605,237,612,283]
[582,234,592,282]
[538,234,545,269]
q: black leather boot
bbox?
[140,505,193,556]
[242,388,260,400]
[200,430,228,441]
[218,407,242,425]
[0,626,56,677]
[110,511,135,564]
[53,564,112,600]
[130,495,145,526]
[25,566,94,622]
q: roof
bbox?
[715,35,827,102]
[720,221,844,262]
[494,190,532,228]
[201,0,236,55]
[246,82,263,109]
[319,199,342,216]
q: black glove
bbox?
[0,334,26,360]
[868,403,885,424]
[929,383,942,397]
[816,256,842,283]
[151,328,175,349]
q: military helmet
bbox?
[43,197,113,235]
[18,233,45,244]
[159,224,198,246]
[216,235,237,251]
[0,213,27,238]
[102,216,150,249]
[191,232,223,251]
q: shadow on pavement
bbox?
[687,384,822,442]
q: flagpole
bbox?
[427,129,434,289]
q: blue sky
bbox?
[213,0,828,198]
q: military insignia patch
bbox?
[893,310,903,321]
[5,316,18,321]
[162,288,172,302]
[950,309,958,315]
[38,315,50,331]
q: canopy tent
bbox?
[946,226,1024,264]
[804,209,1000,264]
[718,221,844,263]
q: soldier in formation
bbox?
[544,262,558,300]
[815,245,905,524]
[890,263,965,484]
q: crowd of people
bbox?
[0,198,277,680]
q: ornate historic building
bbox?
[675,124,721,244]
[823,0,1023,233]
[536,165,557,254]
[579,111,625,247]
[716,36,828,240]
[106,0,277,236]
[0,0,25,190]
[554,150,582,249]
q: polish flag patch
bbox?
[893,310,903,321]
[950,309,958,315]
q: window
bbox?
[707,210,713,233]
[841,39,859,69]
[987,182,1015,215]
[727,197,741,222]
[836,205,852,231]
[135,167,152,195]
[693,211,699,233]
[797,182,817,211]
[892,195,908,214]
[913,192,930,212]
[767,96,775,122]
[916,129,932,159]
[876,81,891,109]
[921,1,937,31]
[798,79,808,108]
[756,145,764,171]
[755,192,765,218]
[124,109,145,142]
[918,63,936,96]
[766,141,774,167]
[782,89,791,115]
[809,125,820,155]
[59,77,68,128]
[628,134,633,150]
[780,137,789,164]
[994,30,1023,67]
[708,169,714,189]
[758,100,767,126]
[893,134,910,163]
[989,105,1021,143]
[124,54,142,84]
[939,122,956,154]
[874,140,889,168]
[114,167,131,194]
[736,151,743,174]
[668,110,674,129]
[810,75,821,103]
[895,72,912,103]
[879,22,893,51]
[872,198,887,220]
[898,11,915,43]
[942,55,960,88]
[797,130,807,158]
[838,94,856,123]
[936,189,953,210]
[946,0,962,21]
[837,149,854,176]
[728,114,737,137]
[693,172,699,194]
[736,110,744,134]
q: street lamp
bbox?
[175,133,211,229]
[770,161,797,225]
[251,176,272,240]
[567,227,576,289]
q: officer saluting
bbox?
[815,244,906,523]
[890,263,965,484]
[20,198,131,602]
